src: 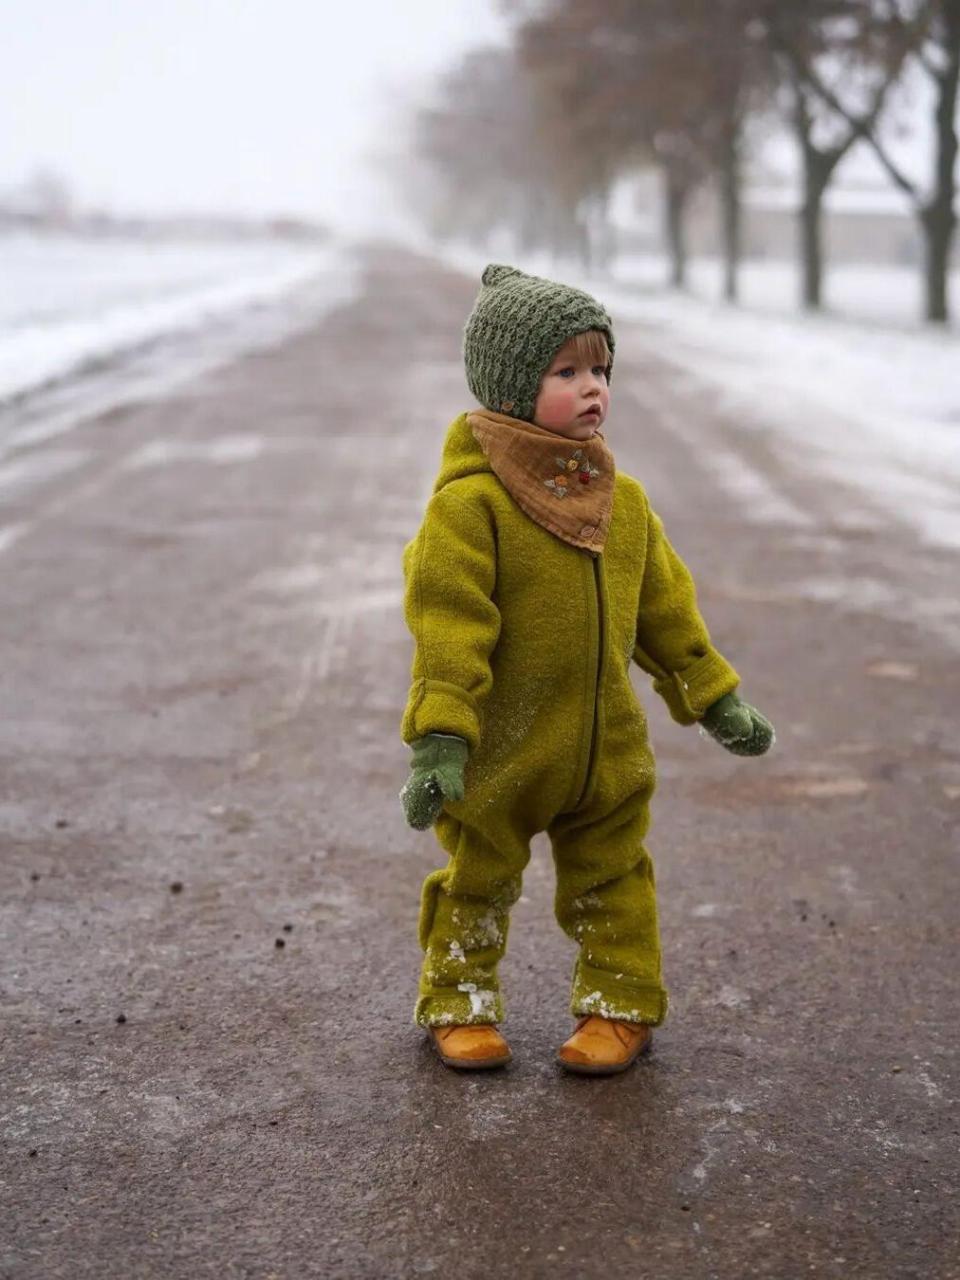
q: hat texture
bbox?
[462,263,616,424]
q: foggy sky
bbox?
[1,0,511,234]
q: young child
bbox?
[399,263,773,1075]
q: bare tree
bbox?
[783,0,958,321]
[397,45,551,251]
[397,32,620,263]
[685,0,777,301]
[510,0,776,294]
[509,0,647,269]
[762,1,930,311]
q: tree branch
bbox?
[793,47,923,205]
[767,4,935,207]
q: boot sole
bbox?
[557,1034,652,1076]
[427,1029,512,1070]
[434,1049,513,1070]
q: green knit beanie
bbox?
[462,263,616,424]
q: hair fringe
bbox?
[562,329,611,369]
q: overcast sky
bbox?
[1,0,511,233]
[2,1,944,238]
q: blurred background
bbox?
[3,0,957,548]
[3,0,958,407]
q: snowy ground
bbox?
[0,232,357,406]
[610,252,960,332]
[0,231,361,464]
[428,239,960,553]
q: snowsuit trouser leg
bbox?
[548,784,669,1026]
[414,809,532,1027]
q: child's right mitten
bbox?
[399,733,469,830]
[700,691,775,756]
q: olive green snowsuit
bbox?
[400,413,740,1027]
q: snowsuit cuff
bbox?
[571,961,669,1026]
[652,649,740,726]
[400,677,481,753]
[414,985,504,1027]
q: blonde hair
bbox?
[553,329,612,372]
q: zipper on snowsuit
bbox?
[572,550,605,811]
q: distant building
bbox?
[691,182,930,266]
[607,126,951,267]
[0,168,74,228]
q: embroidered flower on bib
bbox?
[544,449,600,498]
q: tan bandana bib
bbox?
[467,408,616,553]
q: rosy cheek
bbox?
[545,390,569,419]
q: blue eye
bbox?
[556,364,607,379]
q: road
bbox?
[2,243,958,1279]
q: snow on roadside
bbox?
[600,263,960,551]
[0,232,352,407]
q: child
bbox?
[399,263,773,1075]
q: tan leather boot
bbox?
[557,1014,653,1075]
[428,1023,512,1070]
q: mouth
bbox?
[579,407,601,419]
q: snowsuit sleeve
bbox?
[400,485,501,753]
[632,498,740,725]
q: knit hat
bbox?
[462,263,616,424]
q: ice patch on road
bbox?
[650,397,813,529]
[784,776,870,799]
[0,522,28,553]
[0,447,90,495]
[915,1067,942,1100]
[121,434,265,469]
[715,985,749,1009]
[704,446,813,527]
[865,660,919,681]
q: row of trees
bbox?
[398,0,960,323]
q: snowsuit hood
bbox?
[430,412,490,493]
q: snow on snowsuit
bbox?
[400,411,740,1027]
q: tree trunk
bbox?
[799,195,822,310]
[718,122,742,304]
[797,146,835,311]
[590,187,616,274]
[518,189,541,254]
[922,0,960,323]
[922,201,956,322]
[664,167,690,289]
[577,215,592,272]
[784,74,847,313]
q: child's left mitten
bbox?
[700,691,775,756]
[399,733,469,830]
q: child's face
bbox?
[532,337,610,440]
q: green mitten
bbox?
[399,733,469,830]
[700,691,775,756]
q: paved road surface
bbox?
[2,245,958,1279]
